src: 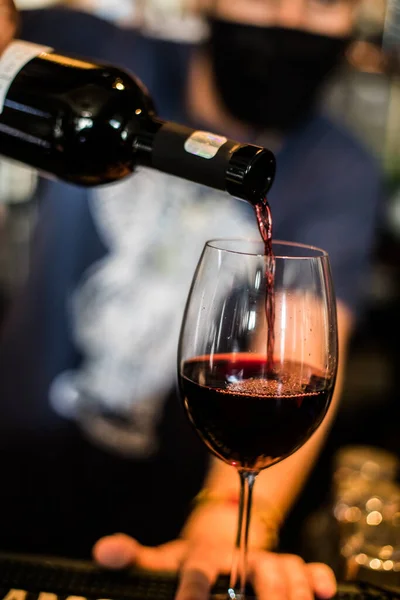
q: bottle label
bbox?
[184,131,228,159]
[0,40,53,114]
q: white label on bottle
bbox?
[184,131,228,159]
[0,40,53,114]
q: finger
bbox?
[93,534,140,569]
[0,0,18,53]
[306,563,337,599]
[176,543,224,600]
[249,551,289,600]
[93,534,186,571]
[136,540,187,571]
[280,555,313,600]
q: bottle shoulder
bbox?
[5,52,156,136]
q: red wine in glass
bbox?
[181,353,333,471]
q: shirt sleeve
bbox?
[282,147,383,318]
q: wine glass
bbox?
[178,239,338,600]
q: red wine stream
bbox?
[254,197,275,372]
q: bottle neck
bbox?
[132,116,165,168]
[132,118,276,203]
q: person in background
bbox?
[0,1,381,600]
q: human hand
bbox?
[94,533,337,600]
[0,0,17,54]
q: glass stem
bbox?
[229,470,258,599]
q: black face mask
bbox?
[208,18,349,133]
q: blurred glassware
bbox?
[341,480,400,586]
[334,446,399,498]
[333,446,399,565]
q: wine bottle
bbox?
[0,40,276,202]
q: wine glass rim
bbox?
[205,238,329,259]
